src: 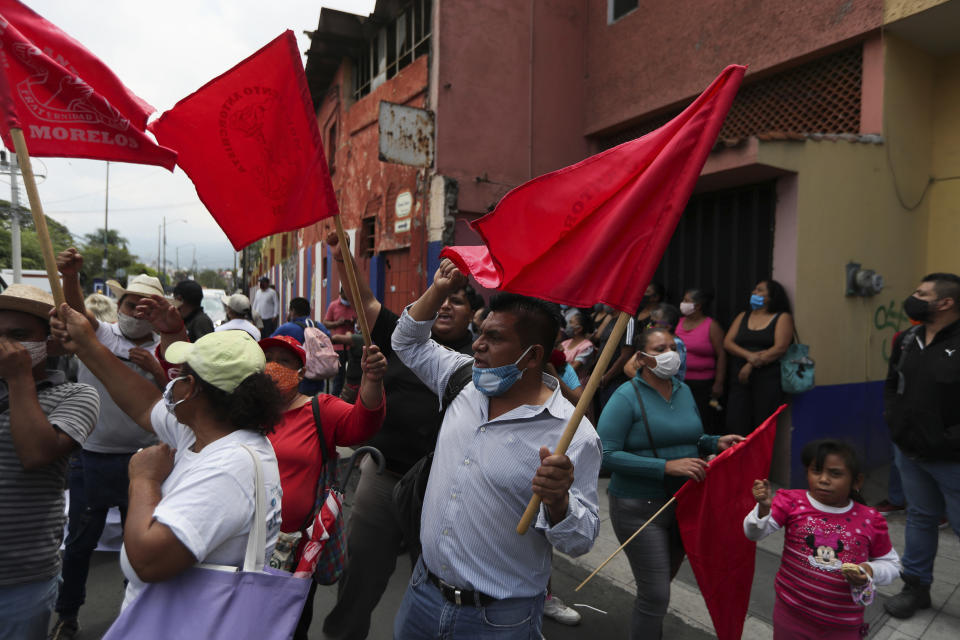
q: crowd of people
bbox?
[0,239,957,640]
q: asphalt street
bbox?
[70,550,713,639]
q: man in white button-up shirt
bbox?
[392,260,601,639]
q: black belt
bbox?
[425,569,496,607]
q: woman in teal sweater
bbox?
[597,327,742,639]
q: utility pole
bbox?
[10,152,21,283]
[2,151,23,283]
[162,215,166,284]
[102,161,110,277]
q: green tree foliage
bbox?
[194,269,228,290]
[0,200,76,269]
[78,228,152,287]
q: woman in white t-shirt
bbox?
[51,302,285,610]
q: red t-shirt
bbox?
[268,393,385,533]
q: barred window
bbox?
[354,0,432,101]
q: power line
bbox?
[46,201,200,214]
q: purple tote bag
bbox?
[103,445,311,640]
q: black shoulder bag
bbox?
[392,360,474,558]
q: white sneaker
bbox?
[543,595,582,625]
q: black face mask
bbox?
[903,295,937,322]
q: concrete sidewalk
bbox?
[560,472,960,639]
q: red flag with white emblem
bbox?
[0,0,176,169]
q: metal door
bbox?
[654,181,776,328]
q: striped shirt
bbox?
[0,371,99,586]
[392,309,602,599]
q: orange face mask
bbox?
[265,361,301,398]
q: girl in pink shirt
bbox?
[744,440,900,639]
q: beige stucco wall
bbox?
[756,140,925,387]
[927,52,960,272]
[743,33,957,388]
[884,0,952,22]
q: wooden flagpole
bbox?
[9,128,65,307]
[332,214,372,346]
[516,310,633,534]
[575,496,676,591]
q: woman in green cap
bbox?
[50,301,285,610]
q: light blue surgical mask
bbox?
[472,346,533,397]
[162,376,191,415]
[749,294,765,310]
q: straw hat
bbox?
[106,274,164,300]
[0,284,55,320]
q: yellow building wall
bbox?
[884,0,952,22]
[756,141,925,387]
[927,52,960,273]
[741,34,956,388]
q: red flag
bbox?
[441,65,744,314]
[0,0,176,169]
[673,405,785,640]
[149,31,338,251]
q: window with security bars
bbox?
[718,46,862,139]
[597,46,863,150]
[354,0,432,101]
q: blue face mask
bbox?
[750,294,765,310]
[472,346,533,397]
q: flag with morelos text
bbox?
[440,65,745,314]
[674,405,785,640]
[0,0,176,169]
[149,31,339,250]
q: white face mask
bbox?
[19,340,48,368]
[642,350,682,379]
[117,312,153,339]
[679,302,696,316]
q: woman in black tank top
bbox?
[722,280,795,435]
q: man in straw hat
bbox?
[0,284,100,640]
[49,249,167,640]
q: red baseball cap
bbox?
[258,335,306,366]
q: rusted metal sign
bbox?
[378,101,434,167]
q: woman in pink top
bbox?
[676,289,726,433]
[561,312,596,384]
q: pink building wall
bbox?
[433,0,589,215]
[582,0,884,135]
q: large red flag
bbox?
[0,0,176,169]
[674,405,785,640]
[149,31,338,250]
[440,65,744,314]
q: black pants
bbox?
[685,378,720,435]
[725,364,782,436]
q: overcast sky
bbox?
[8,0,375,272]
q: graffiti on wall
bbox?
[873,299,912,362]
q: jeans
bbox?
[893,445,960,584]
[56,451,132,618]
[609,495,685,640]
[0,575,59,640]
[888,463,905,506]
[262,317,278,337]
[324,455,406,639]
[393,557,545,639]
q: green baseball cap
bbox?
[165,330,265,393]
